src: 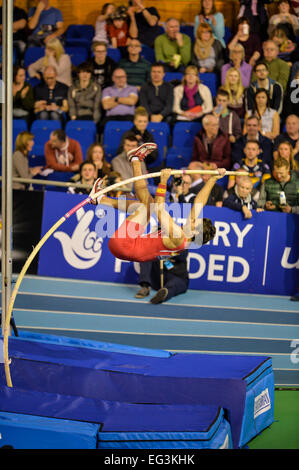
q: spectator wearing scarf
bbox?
[191,23,225,75]
[173,65,213,121]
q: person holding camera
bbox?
[169,174,198,204]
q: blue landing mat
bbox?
[0,332,274,448]
[0,388,232,449]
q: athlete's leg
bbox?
[89,177,141,212]
[154,168,185,248]
[126,143,157,226]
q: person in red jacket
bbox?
[44,129,83,172]
[191,113,232,169]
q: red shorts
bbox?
[109,220,187,262]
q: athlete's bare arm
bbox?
[154,168,186,249]
[183,168,226,237]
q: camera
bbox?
[173,176,183,186]
[106,175,117,187]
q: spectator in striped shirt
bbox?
[119,38,151,88]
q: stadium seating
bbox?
[166,121,202,168]
[224,26,232,44]
[102,120,133,161]
[64,46,88,66]
[29,120,62,166]
[141,44,156,64]
[106,47,121,63]
[180,25,194,42]
[65,24,94,51]
[146,122,170,168]
[24,47,45,68]
[65,120,97,158]
[199,72,218,97]
[164,72,183,83]
[0,119,28,150]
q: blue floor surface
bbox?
[1,274,299,386]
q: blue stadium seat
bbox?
[165,147,193,169]
[146,122,170,168]
[141,45,156,63]
[30,119,62,157]
[103,120,133,161]
[172,122,202,148]
[65,24,94,50]
[164,72,183,82]
[65,120,97,158]
[165,122,202,169]
[45,171,75,192]
[65,46,88,66]
[0,119,28,150]
[180,25,194,42]
[199,72,218,97]
[224,26,232,45]
[13,119,28,149]
[24,47,45,68]
[106,47,121,63]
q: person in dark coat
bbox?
[135,249,189,304]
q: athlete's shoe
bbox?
[89,177,105,204]
[127,142,157,162]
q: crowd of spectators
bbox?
[8,1,299,227]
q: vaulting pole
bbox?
[1,0,14,369]
[3,169,248,386]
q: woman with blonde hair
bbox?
[221,43,252,88]
[13,132,44,190]
[192,22,225,75]
[28,38,72,86]
[173,65,213,121]
[222,67,246,118]
[275,140,299,173]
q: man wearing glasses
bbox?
[33,65,68,121]
[246,61,284,114]
[89,41,117,90]
[119,39,151,88]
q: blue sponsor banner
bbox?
[38,192,299,295]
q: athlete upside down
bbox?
[89,143,226,262]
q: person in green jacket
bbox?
[257,156,299,211]
[251,40,290,92]
[154,18,191,73]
